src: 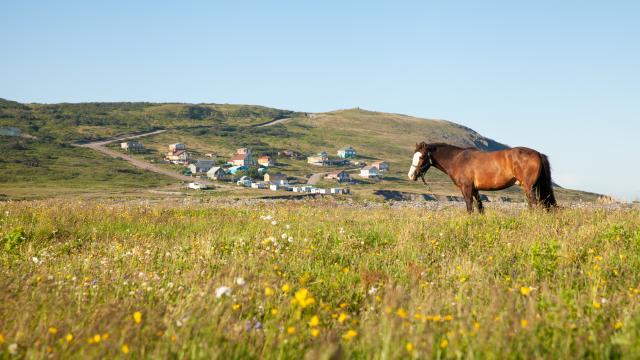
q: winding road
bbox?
[72,129,214,186]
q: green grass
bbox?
[1,200,639,358]
[0,137,174,199]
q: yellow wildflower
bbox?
[396,308,408,319]
[265,287,275,296]
[614,321,624,330]
[432,315,442,322]
[281,283,291,293]
[66,334,73,342]
[287,326,296,334]
[48,327,58,335]
[342,267,350,273]
[593,301,602,310]
[271,308,279,315]
[342,329,358,341]
[311,328,320,337]
[293,288,315,308]
[232,303,241,311]
[406,342,414,353]
[473,322,481,331]
[0,334,4,344]
[309,315,320,327]
[444,314,454,321]
[338,312,348,323]
[440,338,449,349]
[521,319,528,328]
[340,302,348,309]
[121,344,129,354]
[133,311,142,324]
[520,287,532,296]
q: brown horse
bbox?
[408,142,557,213]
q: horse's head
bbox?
[408,142,432,181]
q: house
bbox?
[269,184,282,191]
[169,143,186,152]
[188,182,208,190]
[278,149,302,158]
[264,173,288,185]
[325,170,351,183]
[370,161,390,172]
[359,166,380,178]
[228,147,254,166]
[206,167,227,180]
[251,182,267,189]
[307,151,329,166]
[258,155,274,167]
[337,146,357,159]
[165,150,190,164]
[236,176,252,187]
[188,159,215,174]
[120,141,144,151]
[227,166,248,175]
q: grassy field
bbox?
[1,199,639,359]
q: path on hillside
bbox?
[254,118,292,127]
[72,129,216,186]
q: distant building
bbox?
[236,176,252,187]
[264,173,288,185]
[325,170,351,183]
[227,166,248,175]
[250,182,267,189]
[359,166,379,178]
[165,150,190,165]
[307,151,329,166]
[169,143,186,152]
[120,141,144,151]
[228,148,254,166]
[370,161,389,173]
[207,166,227,180]
[258,155,274,167]
[187,182,208,190]
[278,149,302,158]
[188,159,215,174]
[337,146,357,159]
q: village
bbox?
[119,141,390,195]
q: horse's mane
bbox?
[416,142,475,152]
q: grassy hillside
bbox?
[0,99,599,202]
[1,200,639,358]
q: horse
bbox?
[408,142,557,213]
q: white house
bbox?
[269,184,282,191]
[169,143,186,152]
[359,166,379,178]
[236,176,252,187]
[165,150,190,165]
[120,141,144,151]
[188,182,208,190]
[207,167,227,180]
[258,155,274,167]
[188,159,215,174]
[370,161,389,173]
[337,146,357,159]
[228,148,254,167]
[251,182,267,189]
[307,152,329,166]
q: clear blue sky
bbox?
[1,0,639,200]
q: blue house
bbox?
[337,146,357,159]
[227,165,248,174]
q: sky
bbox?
[1,0,639,200]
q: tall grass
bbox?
[1,200,639,359]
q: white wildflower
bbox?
[215,286,232,298]
[31,257,39,264]
[8,343,18,355]
[235,277,246,286]
[368,286,378,295]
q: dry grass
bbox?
[1,200,639,359]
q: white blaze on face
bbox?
[408,151,422,180]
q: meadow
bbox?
[1,199,639,359]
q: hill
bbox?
[0,99,598,202]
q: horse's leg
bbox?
[461,185,474,213]
[473,188,484,214]
[524,184,537,208]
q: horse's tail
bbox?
[534,153,557,208]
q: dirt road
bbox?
[254,118,292,127]
[72,129,214,186]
